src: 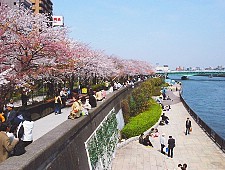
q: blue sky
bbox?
[53,0,225,69]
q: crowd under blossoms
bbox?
[0,5,154,100]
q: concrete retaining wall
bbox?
[0,86,134,170]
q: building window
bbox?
[14,2,17,5]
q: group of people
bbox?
[139,112,192,161]
[160,133,176,158]
[68,95,92,119]
[139,133,153,147]
[138,82,191,168]
[159,118,192,159]
[54,79,138,117]
[0,101,34,163]
[178,163,188,170]
[139,129,176,158]
[139,128,160,147]
[160,112,169,125]
[67,87,109,120]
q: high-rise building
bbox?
[31,0,53,15]
[0,0,32,9]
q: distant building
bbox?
[215,65,224,70]
[176,66,184,71]
[205,67,213,70]
[0,0,53,14]
[31,0,53,15]
[0,0,32,9]
[156,65,170,72]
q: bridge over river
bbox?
[156,70,225,79]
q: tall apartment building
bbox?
[0,0,32,9]
[31,0,53,15]
[0,0,53,15]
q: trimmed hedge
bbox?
[121,100,161,138]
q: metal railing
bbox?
[180,93,225,153]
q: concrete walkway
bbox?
[32,106,71,141]
[112,89,225,170]
[32,98,108,141]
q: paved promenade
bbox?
[32,99,108,141]
[12,95,73,141]
[32,106,71,141]
[112,89,225,170]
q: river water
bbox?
[168,75,225,139]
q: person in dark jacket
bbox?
[168,135,175,158]
[161,113,169,124]
[89,94,97,108]
[143,135,153,147]
[139,133,144,144]
[5,104,17,125]
[185,118,192,135]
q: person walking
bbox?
[160,133,166,154]
[185,118,192,135]
[168,135,175,158]
[60,88,67,108]
[54,92,62,115]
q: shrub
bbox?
[120,77,164,139]
[129,79,154,115]
[121,100,161,138]
[129,95,137,117]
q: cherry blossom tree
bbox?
[0,6,71,81]
[0,5,154,103]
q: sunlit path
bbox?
[112,89,225,170]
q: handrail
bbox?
[179,93,225,152]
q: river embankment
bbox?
[112,84,225,170]
[169,75,225,139]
